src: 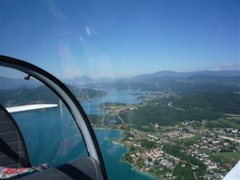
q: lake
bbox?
[11,89,154,180]
[81,89,143,115]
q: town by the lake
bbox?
[97,118,240,180]
[96,90,240,180]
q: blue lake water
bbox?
[95,129,154,180]
[81,89,143,115]
[11,89,154,180]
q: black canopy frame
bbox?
[0,55,108,180]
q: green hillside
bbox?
[174,92,240,114]
[119,91,240,126]
[0,85,107,107]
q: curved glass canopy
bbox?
[0,55,107,180]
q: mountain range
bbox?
[0,70,239,90]
[64,70,240,85]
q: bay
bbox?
[81,89,143,115]
[95,129,154,180]
[11,89,154,180]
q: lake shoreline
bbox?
[98,128,156,180]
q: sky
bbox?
[0,0,239,79]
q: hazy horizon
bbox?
[0,0,239,79]
[1,65,239,80]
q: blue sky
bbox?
[0,0,239,79]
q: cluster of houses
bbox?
[103,104,138,114]
[129,148,176,177]
[121,120,240,179]
[138,90,177,106]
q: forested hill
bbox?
[120,93,240,126]
[120,105,221,126]
[173,92,240,114]
[82,70,240,126]
[0,85,107,107]
[0,76,39,89]
[83,71,240,95]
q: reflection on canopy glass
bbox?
[0,67,87,175]
[0,0,239,179]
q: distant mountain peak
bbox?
[133,70,240,80]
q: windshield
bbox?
[0,66,89,178]
[0,0,239,179]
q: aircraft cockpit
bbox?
[0,55,107,180]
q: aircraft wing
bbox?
[6,104,58,113]
[223,160,240,180]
